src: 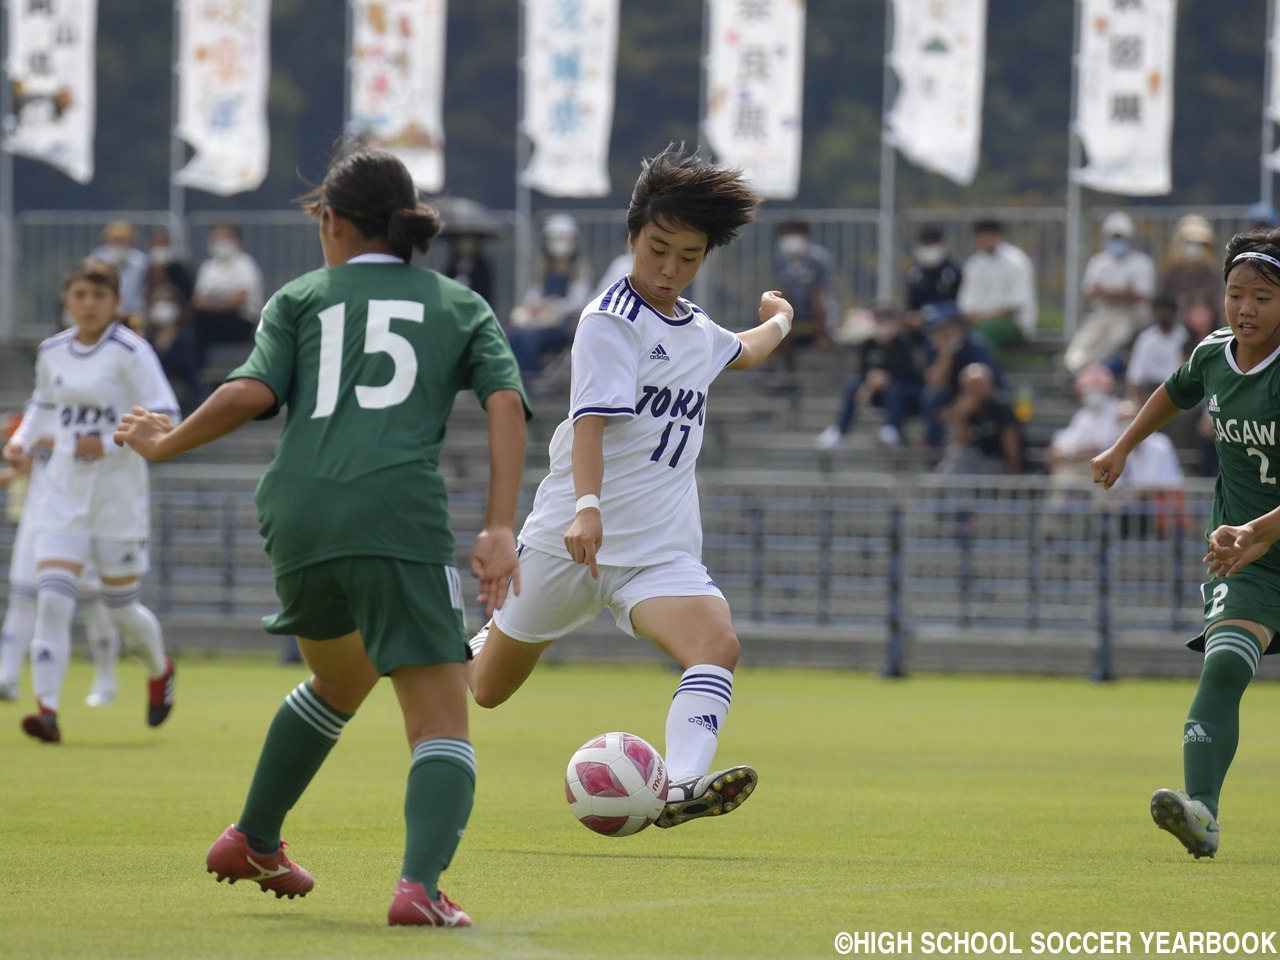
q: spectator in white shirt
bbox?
[956,218,1037,349]
[1064,211,1156,374]
[191,223,264,351]
[1125,293,1186,404]
[89,221,150,316]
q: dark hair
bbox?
[64,258,120,295]
[918,225,944,244]
[973,218,1002,235]
[777,219,811,238]
[209,223,242,242]
[1222,228,1280,286]
[625,144,761,253]
[301,147,442,261]
[1152,291,1178,312]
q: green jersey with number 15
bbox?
[1166,326,1280,576]
[229,258,527,577]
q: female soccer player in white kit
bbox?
[469,145,792,827]
[2,260,180,742]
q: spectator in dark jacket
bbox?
[921,303,1004,450]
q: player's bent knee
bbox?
[470,674,514,710]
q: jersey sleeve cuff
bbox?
[572,405,635,421]
[724,340,744,368]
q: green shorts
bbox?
[264,556,469,676]
[1188,567,1280,654]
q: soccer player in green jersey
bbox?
[114,148,529,926]
[1092,228,1280,860]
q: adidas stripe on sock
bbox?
[1204,630,1261,673]
[285,681,351,741]
[664,664,734,781]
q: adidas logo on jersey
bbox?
[1207,394,1220,413]
[688,713,719,735]
[649,344,670,362]
[1183,723,1212,744]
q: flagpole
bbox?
[1264,0,1276,206]
[168,0,185,248]
[514,0,532,308]
[876,0,896,303]
[1064,0,1084,343]
[0,0,14,341]
[343,0,353,140]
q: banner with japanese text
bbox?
[175,0,271,196]
[349,0,446,192]
[1266,0,1280,171]
[703,0,805,199]
[521,0,618,198]
[1074,0,1176,196]
[884,0,986,187]
[3,0,97,184]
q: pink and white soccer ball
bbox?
[565,732,669,837]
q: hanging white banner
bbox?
[884,0,987,187]
[1266,0,1280,171]
[521,0,618,198]
[1074,0,1176,196]
[702,0,805,200]
[348,0,446,192]
[175,0,271,197]
[3,0,97,184]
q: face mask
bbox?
[914,245,946,268]
[546,237,576,258]
[209,239,238,260]
[150,301,181,326]
[1105,238,1129,257]
[1082,389,1111,411]
[778,234,809,258]
[150,246,174,266]
[99,244,128,265]
[1183,241,1206,261]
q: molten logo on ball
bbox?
[564,732,669,836]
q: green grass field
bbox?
[3,657,1279,959]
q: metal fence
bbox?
[0,473,1221,677]
[2,203,1259,341]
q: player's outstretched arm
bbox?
[564,415,605,580]
[727,291,794,370]
[472,389,527,616]
[1091,384,1181,490]
[114,379,276,462]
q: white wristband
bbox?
[575,494,601,514]
[769,313,792,337]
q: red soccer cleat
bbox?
[387,878,472,927]
[21,704,60,743]
[205,824,314,899]
[147,659,175,727]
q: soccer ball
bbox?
[565,732,669,837]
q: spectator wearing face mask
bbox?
[772,219,835,375]
[1159,215,1221,315]
[1064,211,1156,374]
[191,223,264,350]
[146,283,204,414]
[1046,364,1125,489]
[507,213,592,382]
[145,227,194,305]
[88,221,150,315]
[905,225,963,317]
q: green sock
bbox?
[401,738,476,897]
[1183,630,1260,817]
[237,682,353,849]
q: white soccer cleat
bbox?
[467,622,491,660]
[655,765,757,829]
[816,426,843,450]
[85,686,116,708]
[1150,788,1219,859]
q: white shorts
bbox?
[10,520,105,597]
[494,545,726,644]
[35,532,149,580]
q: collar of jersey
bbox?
[67,321,121,357]
[621,278,694,326]
[344,253,404,264]
[1224,332,1280,376]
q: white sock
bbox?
[31,571,78,711]
[0,589,37,687]
[101,584,166,677]
[81,596,121,695]
[664,664,734,781]
[467,620,492,659]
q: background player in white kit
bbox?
[469,145,791,826]
[0,416,122,706]
[2,260,180,743]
